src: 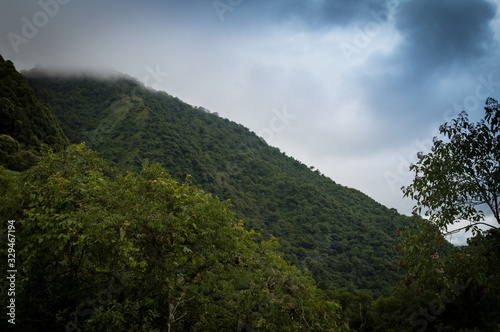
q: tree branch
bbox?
[445,222,499,236]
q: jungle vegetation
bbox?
[25,69,414,294]
[1,55,499,331]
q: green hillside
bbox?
[0,56,68,170]
[1,60,343,331]
[1,144,343,331]
[26,70,414,294]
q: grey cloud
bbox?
[318,0,387,26]
[245,0,388,29]
[1,0,499,218]
[350,0,498,134]
[395,0,497,77]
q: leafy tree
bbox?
[393,221,500,331]
[396,98,500,331]
[402,97,499,235]
[0,144,342,331]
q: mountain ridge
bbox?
[24,68,414,294]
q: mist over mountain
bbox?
[1,59,347,330]
[24,68,414,293]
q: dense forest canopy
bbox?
[0,56,68,171]
[25,70,415,294]
[0,144,342,330]
[1,55,498,331]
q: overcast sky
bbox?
[2,0,500,244]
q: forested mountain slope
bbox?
[0,57,68,170]
[26,70,414,294]
[1,60,342,330]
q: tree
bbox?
[402,97,499,236]
[395,98,500,331]
[0,144,342,331]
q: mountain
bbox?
[0,56,68,171]
[0,61,343,329]
[25,69,414,294]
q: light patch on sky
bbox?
[445,215,500,246]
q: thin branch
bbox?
[445,222,499,236]
[469,167,498,223]
[492,195,500,224]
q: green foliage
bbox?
[402,97,499,234]
[0,55,69,171]
[394,98,500,331]
[0,134,40,171]
[393,223,500,331]
[368,289,416,332]
[395,220,451,291]
[0,144,342,331]
[26,71,414,294]
[4,57,499,330]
